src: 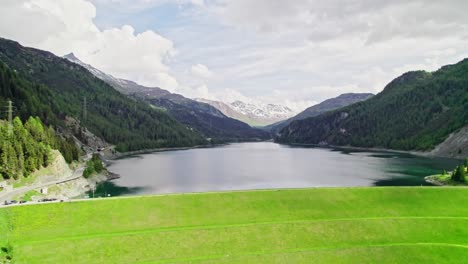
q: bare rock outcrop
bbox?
[428,125,468,159]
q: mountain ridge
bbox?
[267,93,374,134]
[195,98,296,126]
[276,59,468,157]
[64,53,269,141]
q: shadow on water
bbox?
[369,153,415,159]
[373,176,434,186]
[87,181,148,197]
[373,156,460,186]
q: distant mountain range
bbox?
[230,100,295,126]
[64,53,269,142]
[276,59,468,158]
[195,98,295,126]
[267,93,374,134]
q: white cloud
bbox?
[0,0,179,91]
[176,0,468,108]
[190,63,214,79]
[2,0,468,112]
[190,0,204,7]
[91,0,204,11]
[213,0,468,43]
[215,88,253,104]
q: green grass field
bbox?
[1,187,468,263]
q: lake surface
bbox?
[92,142,460,197]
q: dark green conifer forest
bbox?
[277,59,468,151]
[0,116,79,180]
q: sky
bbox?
[1,0,468,112]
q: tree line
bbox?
[0,116,79,180]
[450,159,468,183]
[83,154,104,179]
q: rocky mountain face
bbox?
[195,98,251,123]
[65,54,269,142]
[196,98,296,127]
[276,59,468,156]
[230,101,295,126]
[64,53,172,98]
[267,93,374,134]
[427,125,468,159]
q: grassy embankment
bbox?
[1,187,468,263]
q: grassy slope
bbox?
[1,187,467,263]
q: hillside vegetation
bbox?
[1,187,467,263]
[0,38,206,152]
[0,116,78,180]
[277,59,468,151]
[267,93,374,135]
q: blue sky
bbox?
[92,1,189,33]
[2,0,468,111]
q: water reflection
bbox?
[87,181,148,197]
[94,142,459,196]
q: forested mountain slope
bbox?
[267,93,374,134]
[277,59,468,152]
[0,38,205,152]
[64,54,269,142]
[0,116,79,180]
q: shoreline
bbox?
[5,185,466,207]
[424,174,468,187]
[103,143,229,161]
[281,142,462,160]
[424,175,445,186]
[105,141,462,161]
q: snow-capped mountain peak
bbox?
[230,100,294,119]
[196,99,295,126]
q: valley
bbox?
[1,1,468,262]
[64,53,270,142]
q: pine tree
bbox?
[451,166,459,181]
[15,144,24,178]
[459,165,466,183]
[0,142,8,178]
[6,144,18,179]
[451,165,466,183]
